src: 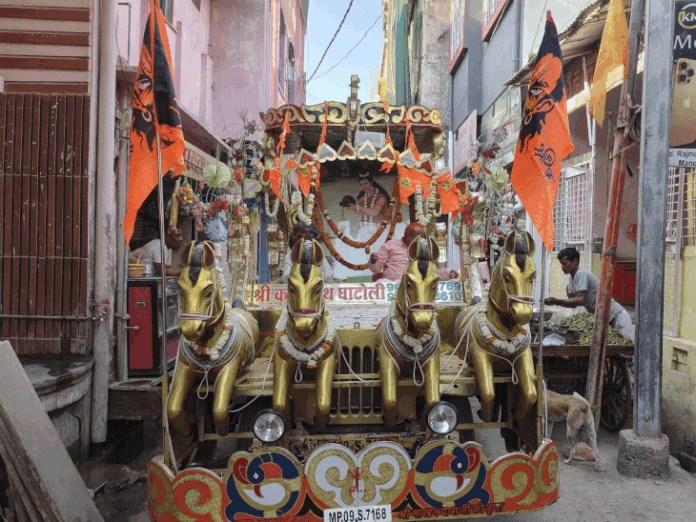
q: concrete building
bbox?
[0,0,307,465]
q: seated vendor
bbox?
[544,247,633,340]
[130,225,184,276]
[368,223,458,282]
[277,223,334,282]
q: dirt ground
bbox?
[81,410,696,522]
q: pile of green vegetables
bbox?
[544,312,633,346]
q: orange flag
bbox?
[588,0,629,126]
[436,171,461,215]
[511,12,574,252]
[397,165,433,204]
[124,0,185,245]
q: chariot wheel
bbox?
[600,356,631,432]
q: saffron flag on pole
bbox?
[124,0,185,245]
[510,12,574,252]
[588,0,629,126]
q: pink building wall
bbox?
[116,0,306,142]
[209,0,306,141]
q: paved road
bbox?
[472,398,696,522]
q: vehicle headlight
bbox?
[427,401,458,435]
[252,409,286,443]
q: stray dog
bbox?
[544,390,601,472]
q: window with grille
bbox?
[552,166,590,253]
[663,167,696,336]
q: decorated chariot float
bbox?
[146,90,560,521]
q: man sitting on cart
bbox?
[276,223,335,282]
[368,223,458,282]
[544,247,633,340]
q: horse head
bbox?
[177,241,224,342]
[396,236,440,337]
[488,230,536,327]
[287,239,325,339]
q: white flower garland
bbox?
[275,308,335,367]
[360,190,378,224]
[415,186,433,226]
[181,301,235,361]
[476,310,529,355]
[291,190,313,226]
[264,191,281,218]
[389,301,434,355]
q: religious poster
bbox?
[669,1,696,166]
[452,110,477,176]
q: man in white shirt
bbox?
[130,227,184,276]
[276,224,334,282]
[544,247,633,339]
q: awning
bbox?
[183,141,222,182]
[506,0,625,87]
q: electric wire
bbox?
[307,0,356,83]
[309,12,382,83]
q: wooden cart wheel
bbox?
[600,356,632,432]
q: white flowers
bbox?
[291,190,313,226]
[276,308,335,366]
[360,190,378,224]
[389,301,435,355]
[415,185,439,226]
[181,301,235,361]
[475,310,529,355]
[264,191,281,218]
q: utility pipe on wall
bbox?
[91,0,118,443]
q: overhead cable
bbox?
[307,0,356,83]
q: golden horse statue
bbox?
[377,237,441,429]
[167,241,259,441]
[273,239,337,431]
[455,230,537,422]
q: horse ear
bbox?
[407,237,420,261]
[504,231,517,255]
[202,242,216,268]
[312,239,324,265]
[429,237,440,262]
[180,241,195,266]
[290,240,302,263]
[524,231,536,256]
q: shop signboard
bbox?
[479,87,521,168]
[670,1,696,166]
[452,110,477,175]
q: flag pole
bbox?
[156,134,171,471]
[538,245,547,364]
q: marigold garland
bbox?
[315,189,397,249]
[313,203,400,271]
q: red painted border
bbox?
[449,2,466,73]
[482,0,511,43]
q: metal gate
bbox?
[0,94,92,355]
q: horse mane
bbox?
[415,237,430,279]
[299,240,314,283]
[187,243,217,286]
[513,235,528,272]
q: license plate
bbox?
[324,506,392,522]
